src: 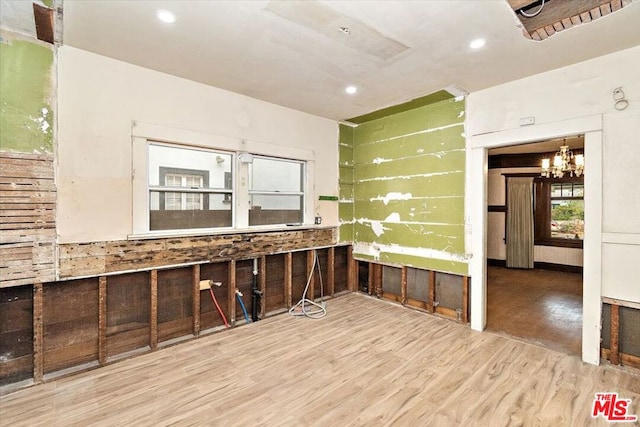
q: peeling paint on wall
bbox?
[342,97,467,275]
[0,31,54,153]
[338,123,354,242]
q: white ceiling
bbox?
[4,1,640,121]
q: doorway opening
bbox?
[485,136,584,356]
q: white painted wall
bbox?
[487,167,583,267]
[467,45,640,364]
[57,46,338,243]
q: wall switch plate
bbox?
[314,216,322,225]
[519,116,535,126]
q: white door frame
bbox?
[467,114,603,365]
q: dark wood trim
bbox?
[487,258,583,274]
[488,205,507,213]
[490,150,584,170]
[502,172,541,178]
[534,238,583,249]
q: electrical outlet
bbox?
[314,216,322,225]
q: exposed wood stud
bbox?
[570,15,582,25]
[347,247,355,292]
[259,256,266,319]
[229,260,236,326]
[368,263,374,296]
[561,17,573,28]
[531,31,541,41]
[580,11,591,23]
[462,276,470,324]
[374,264,383,298]
[33,282,44,383]
[544,25,555,36]
[150,270,158,350]
[192,264,201,337]
[328,247,335,297]
[98,276,107,365]
[552,21,564,32]
[600,3,611,15]
[401,266,407,306]
[428,270,436,314]
[306,250,315,300]
[610,304,620,365]
[590,6,601,19]
[611,0,622,11]
[284,253,292,308]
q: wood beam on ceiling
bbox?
[510,0,628,40]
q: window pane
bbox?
[148,144,232,189]
[561,183,573,198]
[150,191,232,230]
[551,200,584,240]
[249,158,302,192]
[249,195,303,226]
[573,183,584,197]
[551,183,562,198]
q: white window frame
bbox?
[248,155,306,227]
[131,122,315,238]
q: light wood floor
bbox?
[1,293,639,426]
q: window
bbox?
[148,144,233,231]
[534,177,584,248]
[164,173,204,210]
[248,156,304,226]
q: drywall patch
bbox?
[0,34,54,153]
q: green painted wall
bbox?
[341,97,468,275]
[338,123,355,242]
[0,34,54,153]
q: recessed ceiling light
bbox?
[157,9,176,24]
[469,38,486,49]
[345,85,357,95]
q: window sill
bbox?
[128,224,333,241]
[535,239,584,249]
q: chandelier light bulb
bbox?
[541,143,585,178]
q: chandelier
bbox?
[541,145,584,178]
